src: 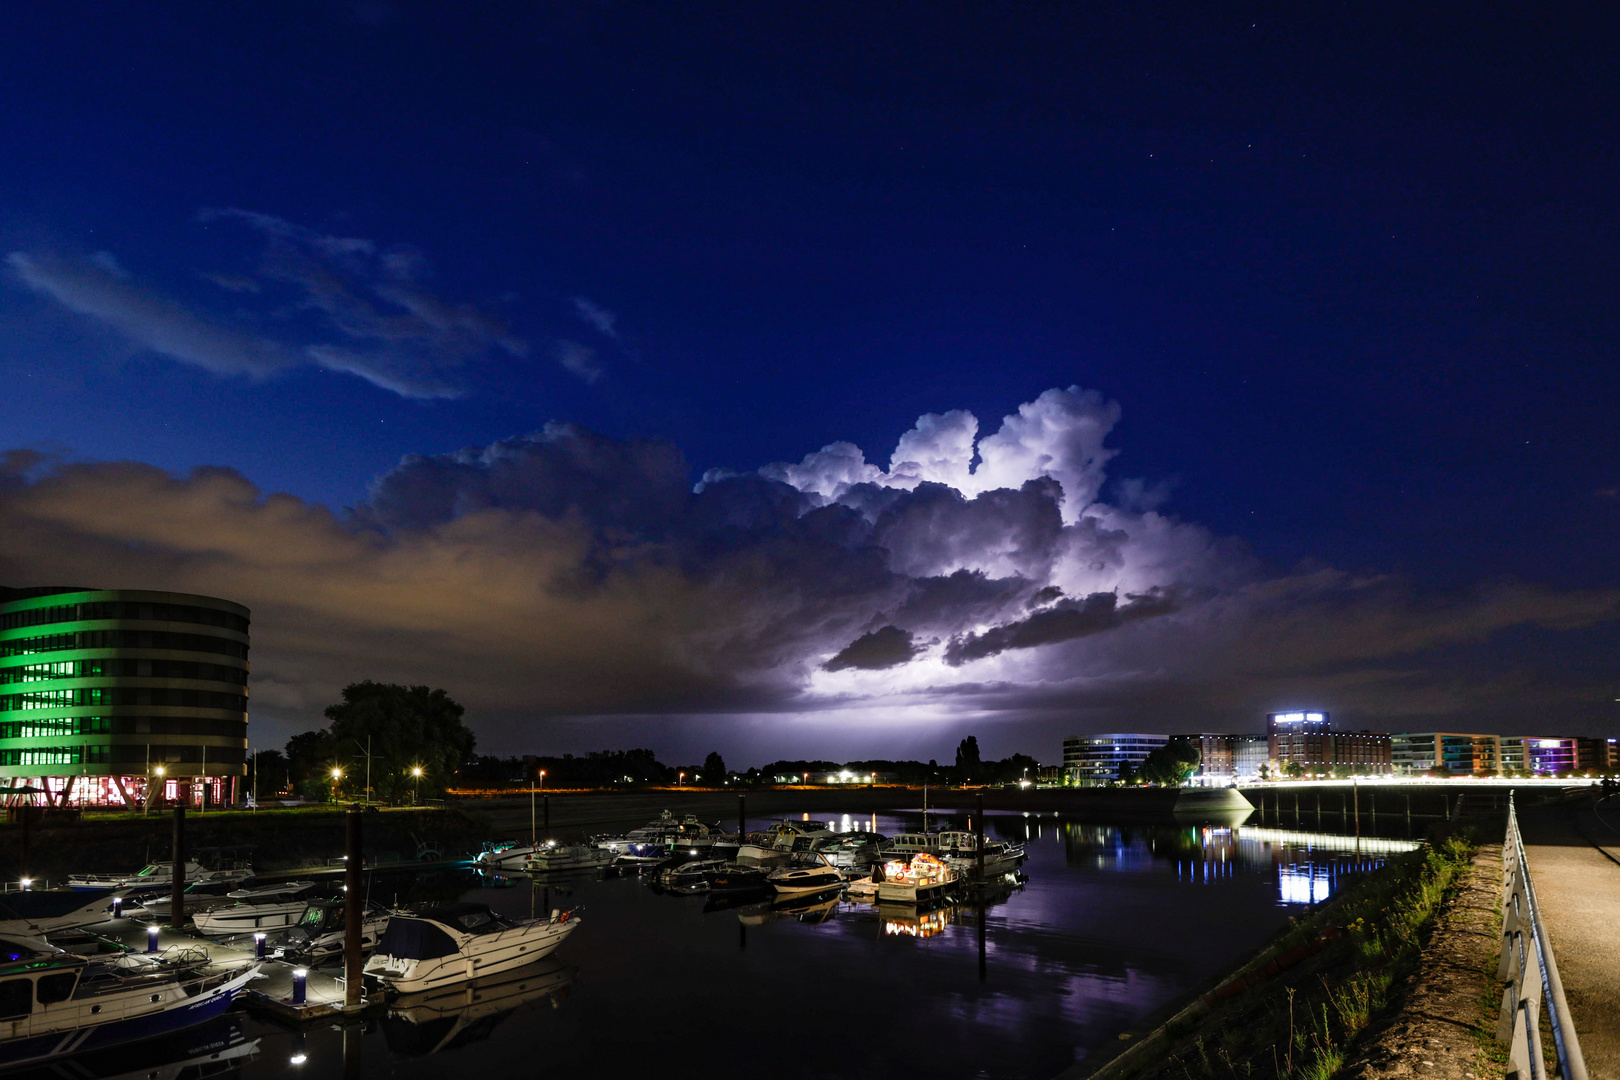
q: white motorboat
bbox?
[66,862,251,892]
[936,831,1025,877]
[813,832,884,869]
[592,810,680,854]
[595,812,731,858]
[363,903,579,994]
[735,820,836,862]
[875,852,958,904]
[0,889,125,937]
[474,841,548,872]
[273,899,391,963]
[132,879,246,922]
[189,882,317,937]
[0,933,260,1069]
[765,851,843,895]
[523,843,613,873]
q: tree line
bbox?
[253,685,1048,802]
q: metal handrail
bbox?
[1498,794,1587,1080]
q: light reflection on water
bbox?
[214,811,1413,1080]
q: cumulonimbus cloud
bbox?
[1,387,1616,754]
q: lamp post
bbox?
[330,767,342,806]
[411,766,423,806]
[152,765,165,812]
[678,771,684,788]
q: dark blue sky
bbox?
[3,3,1617,759]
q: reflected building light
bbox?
[1278,866,1333,905]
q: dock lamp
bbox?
[146,926,160,953]
[253,932,267,959]
[291,968,308,1005]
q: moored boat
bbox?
[874,831,942,863]
[475,841,547,872]
[765,851,843,895]
[874,852,957,904]
[66,862,251,892]
[935,831,1025,877]
[0,889,123,937]
[363,903,579,994]
[189,882,317,937]
[655,858,727,892]
[523,843,613,874]
[273,899,391,963]
[0,933,260,1068]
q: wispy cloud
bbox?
[8,251,290,379]
[554,339,603,383]
[7,211,533,400]
[571,296,618,339]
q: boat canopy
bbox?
[375,917,460,960]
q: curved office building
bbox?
[0,587,249,808]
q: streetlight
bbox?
[678,771,685,788]
[153,765,165,810]
[330,767,342,805]
[411,766,423,805]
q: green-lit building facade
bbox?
[0,587,249,807]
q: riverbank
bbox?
[1056,824,1498,1080]
[0,784,1254,883]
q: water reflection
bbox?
[5,1017,258,1080]
[1059,820,1416,906]
[382,957,576,1057]
[232,810,1420,1080]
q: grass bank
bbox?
[1070,828,1481,1080]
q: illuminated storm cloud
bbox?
[2,387,1617,749]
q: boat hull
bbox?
[0,966,257,1069]
[365,918,579,995]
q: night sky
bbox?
[3,4,1617,764]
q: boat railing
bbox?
[1498,794,1587,1080]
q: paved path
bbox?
[1520,796,1620,1080]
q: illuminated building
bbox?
[1267,711,1390,775]
[1183,733,1269,784]
[1522,737,1575,774]
[0,587,250,808]
[1389,733,1500,776]
[1062,733,1167,786]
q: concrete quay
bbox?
[1520,795,1620,1080]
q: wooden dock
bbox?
[64,917,386,1025]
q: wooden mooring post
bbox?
[344,804,363,1009]
[170,805,186,927]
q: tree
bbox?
[250,749,288,797]
[955,736,981,779]
[703,751,726,781]
[1139,738,1201,786]
[285,729,336,800]
[1117,759,1136,785]
[1285,760,1305,779]
[323,682,476,804]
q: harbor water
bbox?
[109,810,1414,1080]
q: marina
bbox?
[0,806,1414,1079]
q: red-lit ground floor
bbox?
[0,774,240,809]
